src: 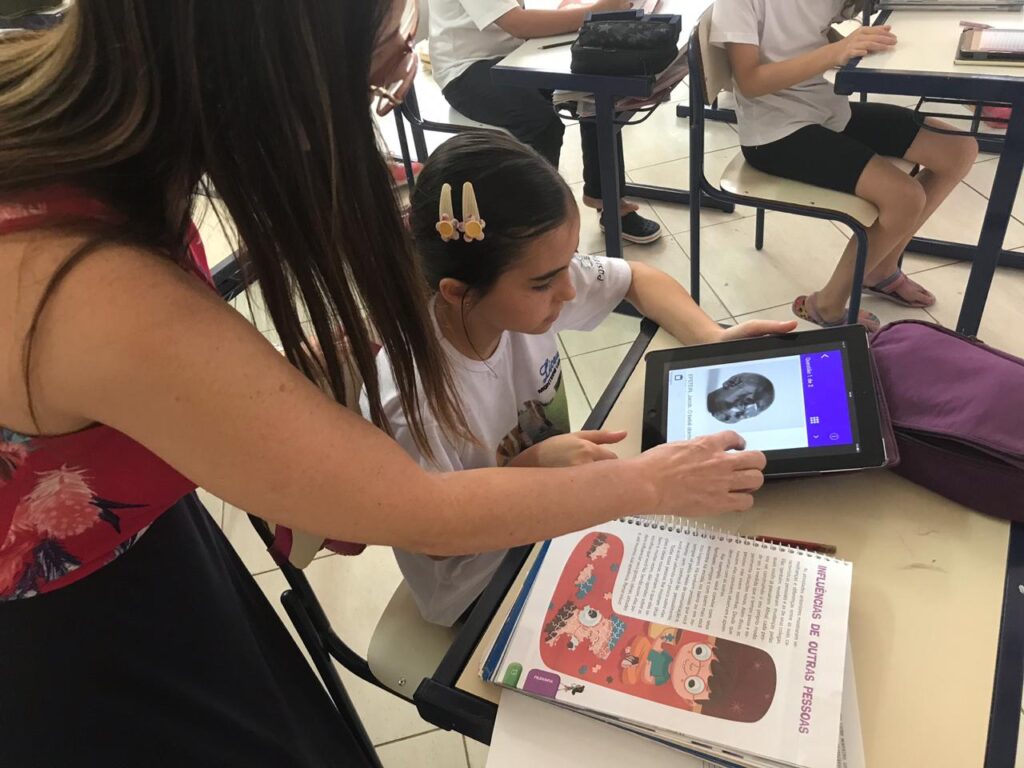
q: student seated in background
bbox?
[711,0,978,331]
[362,132,794,626]
[428,0,665,245]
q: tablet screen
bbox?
[662,342,859,459]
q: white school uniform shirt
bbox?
[359,254,632,626]
[710,0,857,147]
[428,0,525,90]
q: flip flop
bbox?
[793,293,880,333]
[863,270,935,308]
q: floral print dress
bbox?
[0,187,209,599]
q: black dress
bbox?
[0,494,372,767]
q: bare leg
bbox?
[866,119,978,287]
[814,159,927,322]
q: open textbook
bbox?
[481,518,854,768]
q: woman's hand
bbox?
[831,25,897,66]
[511,430,627,468]
[631,431,766,517]
[714,319,798,343]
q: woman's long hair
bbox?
[0,0,467,454]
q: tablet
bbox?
[956,27,1024,66]
[642,326,888,477]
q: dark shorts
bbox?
[741,102,922,195]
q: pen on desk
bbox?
[541,39,576,49]
[753,536,838,555]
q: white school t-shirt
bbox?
[428,0,525,90]
[710,0,855,147]
[359,254,632,626]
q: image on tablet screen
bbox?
[664,350,854,453]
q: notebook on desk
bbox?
[480,519,855,768]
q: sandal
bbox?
[793,293,880,333]
[863,270,935,309]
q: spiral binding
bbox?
[616,515,847,564]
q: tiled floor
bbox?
[195,90,1024,766]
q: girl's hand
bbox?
[832,25,897,66]
[632,432,766,517]
[512,430,627,468]
[715,319,798,343]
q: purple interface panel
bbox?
[800,350,853,448]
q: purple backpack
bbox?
[871,320,1024,523]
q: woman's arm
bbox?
[624,262,796,345]
[495,0,629,40]
[726,26,896,99]
[16,242,765,557]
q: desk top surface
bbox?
[456,328,1010,768]
[860,9,1024,78]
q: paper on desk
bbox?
[485,642,864,768]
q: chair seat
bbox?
[412,69,505,131]
[720,152,881,228]
[367,581,460,701]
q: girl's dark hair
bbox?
[410,131,574,298]
[1,1,468,455]
[701,638,776,723]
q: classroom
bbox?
[0,1,1022,767]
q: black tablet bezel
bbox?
[641,326,886,477]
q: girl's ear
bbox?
[438,277,471,308]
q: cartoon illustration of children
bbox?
[620,623,776,723]
[586,532,610,560]
[543,601,627,660]
[574,563,596,599]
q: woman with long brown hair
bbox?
[0,1,765,764]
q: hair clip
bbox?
[435,183,458,242]
[459,182,486,242]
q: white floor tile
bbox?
[621,234,733,321]
[627,149,758,235]
[917,260,1024,358]
[622,108,739,173]
[695,213,851,317]
[253,548,436,746]
[464,736,489,768]
[196,488,224,528]
[916,180,1024,252]
[569,343,634,407]
[560,312,646,359]
[222,503,280,575]
[193,194,237,269]
[561,359,592,432]
[377,729,469,767]
[964,156,1024,226]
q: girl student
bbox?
[710,0,978,330]
[362,132,796,626]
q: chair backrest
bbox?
[693,5,733,108]
[415,0,429,45]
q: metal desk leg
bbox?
[594,92,624,260]
[957,107,1024,337]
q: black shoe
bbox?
[600,211,662,245]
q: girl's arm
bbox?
[13,240,766,557]
[624,262,796,345]
[495,0,629,40]
[726,25,896,99]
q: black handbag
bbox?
[570,11,682,77]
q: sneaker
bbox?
[601,211,662,245]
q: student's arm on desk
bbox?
[495,0,629,40]
[624,261,796,345]
[726,25,896,99]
